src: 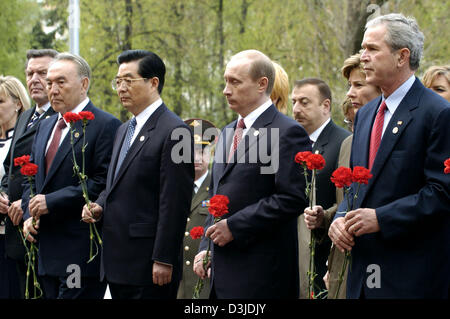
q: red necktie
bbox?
[368,101,387,171]
[45,118,66,174]
[228,118,246,163]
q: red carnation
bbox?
[20,163,38,176]
[79,111,95,121]
[190,226,204,240]
[208,194,229,218]
[295,151,312,165]
[352,166,373,185]
[63,112,82,124]
[306,154,326,170]
[444,158,450,174]
[14,155,30,167]
[330,167,353,188]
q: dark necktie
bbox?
[368,101,387,171]
[45,118,66,174]
[114,117,137,179]
[228,118,246,163]
[27,110,41,130]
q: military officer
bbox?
[177,118,219,299]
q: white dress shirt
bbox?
[45,97,90,154]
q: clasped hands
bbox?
[0,193,23,226]
[304,205,380,253]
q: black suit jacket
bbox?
[200,104,311,298]
[338,78,450,298]
[2,106,55,261]
[96,103,194,289]
[22,101,121,277]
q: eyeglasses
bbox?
[111,77,147,90]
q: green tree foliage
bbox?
[1,0,448,128]
[0,0,40,82]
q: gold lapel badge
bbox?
[397,121,403,125]
[139,136,145,142]
[74,132,80,138]
[392,127,399,134]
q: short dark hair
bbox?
[117,50,166,94]
[293,77,332,106]
[26,49,59,67]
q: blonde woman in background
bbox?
[303,52,381,299]
[422,65,450,102]
[0,75,30,298]
[271,61,289,114]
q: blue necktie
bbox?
[27,110,41,130]
[114,117,137,179]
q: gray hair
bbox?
[25,49,59,68]
[52,52,91,91]
[366,13,424,70]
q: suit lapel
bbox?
[313,120,333,155]
[43,104,92,188]
[110,104,166,190]
[18,107,57,143]
[360,79,421,204]
[219,105,276,182]
[34,116,57,192]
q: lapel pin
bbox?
[397,121,403,125]
[45,115,50,119]
[253,130,259,137]
[74,132,80,138]
[392,127,399,134]
[315,150,320,154]
[139,136,145,142]
[206,186,209,191]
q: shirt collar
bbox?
[59,97,90,125]
[238,99,273,130]
[309,118,331,143]
[134,98,163,128]
[382,75,416,114]
[194,170,209,192]
[36,101,51,115]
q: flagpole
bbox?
[68,0,80,55]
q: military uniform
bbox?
[177,118,218,299]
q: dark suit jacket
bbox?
[22,101,121,277]
[96,103,194,289]
[1,106,55,261]
[177,171,211,299]
[298,120,350,297]
[338,78,450,298]
[200,104,311,298]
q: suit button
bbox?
[185,232,189,237]
[185,261,191,266]
[184,246,189,251]
[187,218,190,222]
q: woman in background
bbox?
[422,65,450,102]
[0,75,30,298]
[270,61,290,114]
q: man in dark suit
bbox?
[193,50,311,298]
[177,118,219,299]
[0,49,58,298]
[292,78,350,297]
[329,13,450,298]
[82,50,194,299]
[22,53,121,299]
